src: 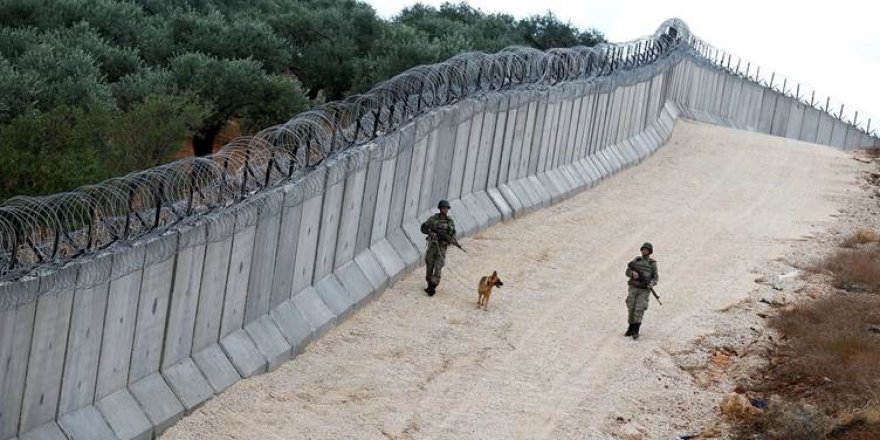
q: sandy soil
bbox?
[161,120,866,440]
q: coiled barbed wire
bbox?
[0,19,874,285]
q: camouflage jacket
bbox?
[420,213,456,247]
[626,256,659,288]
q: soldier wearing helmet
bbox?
[623,242,659,339]
[420,199,456,296]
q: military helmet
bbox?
[640,242,654,253]
[437,199,451,209]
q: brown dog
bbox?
[477,271,504,310]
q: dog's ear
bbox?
[492,270,497,276]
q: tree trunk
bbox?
[192,128,218,157]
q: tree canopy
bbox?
[0,0,604,200]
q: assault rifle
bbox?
[432,227,466,253]
[627,261,662,305]
[449,234,466,253]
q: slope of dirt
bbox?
[162,120,866,440]
[673,152,880,439]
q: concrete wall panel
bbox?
[426,137,446,217]
[447,117,471,200]
[770,94,792,137]
[537,99,557,173]
[785,103,805,140]
[95,247,145,400]
[417,130,438,216]
[461,106,486,195]
[735,81,750,127]
[844,126,859,150]
[129,235,178,383]
[573,93,592,161]
[746,84,764,130]
[0,297,36,438]
[355,151,382,255]
[291,194,324,295]
[595,93,611,152]
[191,223,233,354]
[816,113,834,145]
[612,86,628,144]
[387,130,414,231]
[313,171,345,283]
[244,196,283,324]
[430,115,457,206]
[507,98,529,181]
[487,99,510,188]
[830,119,848,148]
[474,103,509,195]
[555,97,574,167]
[218,222,256,340]
[335,167,367,270]
[162,225,207,368]
[269,191,303,309]
[799,107,820,144]
[496,99,518,185]
[58,265,110,416]
[20,279,75,432]
[757,89,776,134]
[516,99,538,180]
[370,156,396,245]
[566,93,585,164]
[528,96,547,176]
[547,94,565,169]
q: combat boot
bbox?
[631,323,641,340]
[624,324,635,337]
[424,282,437,296]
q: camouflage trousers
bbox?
[425,243,448,285]
[626,286,651,324]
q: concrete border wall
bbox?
[672,55,880,149]
[1,49,877,440]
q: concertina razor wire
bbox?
[0,18,875,295]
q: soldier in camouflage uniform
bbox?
[624,242,659,340]
[420,200,456,296]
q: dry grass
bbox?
[734,294,880,439]
[761,400,831,440]
[831,406,880,439]
[767,294,880,410]
[840,229,879,248]
[811,246,880,293]
[734,227,880,438]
